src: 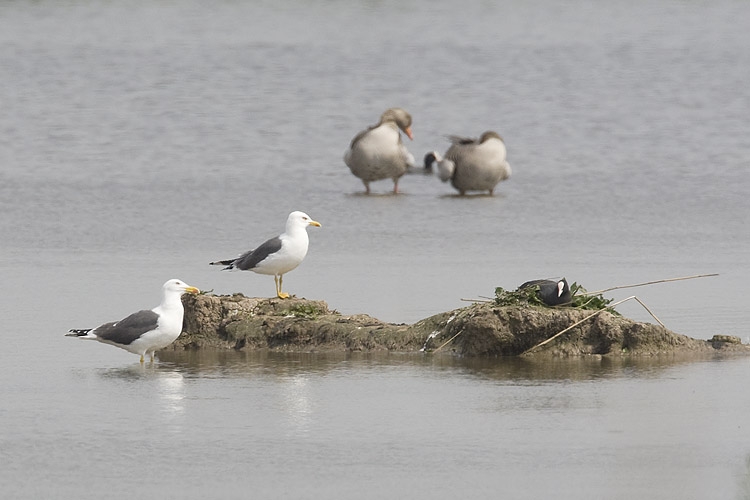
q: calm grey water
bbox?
[1,1,749,498]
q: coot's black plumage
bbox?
[519,278,571,306]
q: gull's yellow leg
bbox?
[140,354,145,363]
[277,274,290,299]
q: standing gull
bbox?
[436,131,511,195]
[210,211,321,299]
[344,107,415,194]
[67,279,200,363]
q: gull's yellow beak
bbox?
[309,220,321,227]
[185,286,200,294]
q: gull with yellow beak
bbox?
[67,279,200,362]
[210,211,321,299]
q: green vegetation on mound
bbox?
[495,281,618,312]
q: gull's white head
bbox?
[163,279,200,295]
[287,211,322,230]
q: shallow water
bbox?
[1,0,749,498]
[4,350,750,499]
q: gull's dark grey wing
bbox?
[94,309,160,345]
[232,236,283,271]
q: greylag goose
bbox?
[344,108,415,194]
[436,131,511,195]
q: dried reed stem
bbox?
[586,273,718,295]
[520,295,666,355]
[433,330,464,353]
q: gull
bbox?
[210,211,321,299]
[67,279,200,362]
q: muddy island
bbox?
[171,293,748,357]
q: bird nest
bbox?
[494,281,618,313]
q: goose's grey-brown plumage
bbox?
[344,108,415,194]
[437,131,511,195]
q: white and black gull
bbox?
[344,107,415,194]
[67,279,200,363]
[210,211,321,299]
[434,131,511,195]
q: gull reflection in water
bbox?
[95,363,187,432]
[279,374,313,436]
[156,370,186,431]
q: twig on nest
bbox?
[586,273,718,296]
[460,296,494,303]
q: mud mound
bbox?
[171,294,747,357]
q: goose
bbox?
[437,131,511,195]
[344,108,415,194]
